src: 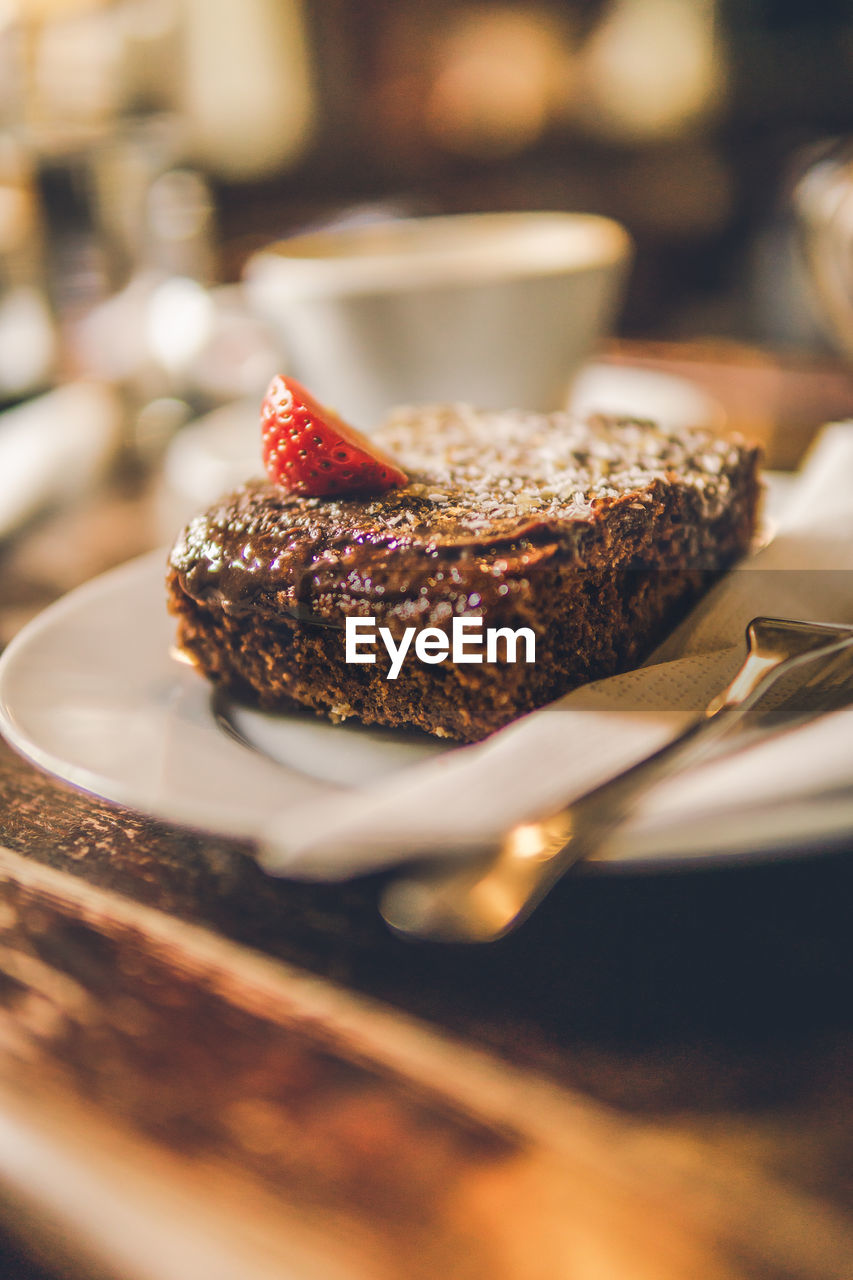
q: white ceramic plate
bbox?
[2,548,853,879]
[2,360,849,878]
[0,550,448,842]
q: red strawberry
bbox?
[261,375,408,498]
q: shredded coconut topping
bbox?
[175,405,756,564]
[368,404,746,532]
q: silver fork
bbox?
[379,618,853,944]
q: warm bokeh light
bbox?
[424,6,574,158]
[33,5,125,126]
[575,0,726,142]
[7,0,317,179]
[178,0,316,180]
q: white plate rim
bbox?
[2,551,853,879]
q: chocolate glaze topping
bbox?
[169,405,757,631]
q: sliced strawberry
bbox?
[261,375,408,498]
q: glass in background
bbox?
[0,133,56,405]
[796,141,853,364]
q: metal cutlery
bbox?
[379,617,853,944]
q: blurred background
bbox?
[2,0,853,406]
[1,0,853,616]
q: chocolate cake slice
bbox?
[167,405,761,742]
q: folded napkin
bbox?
[0,382,121,540]
[261,422,853,879]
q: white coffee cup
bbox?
[243,211,632,429]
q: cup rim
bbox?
[244,211,632,299]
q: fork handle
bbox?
[380,629,853,943]
[378,701,745,944]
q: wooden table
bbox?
[1,345,852,1280]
